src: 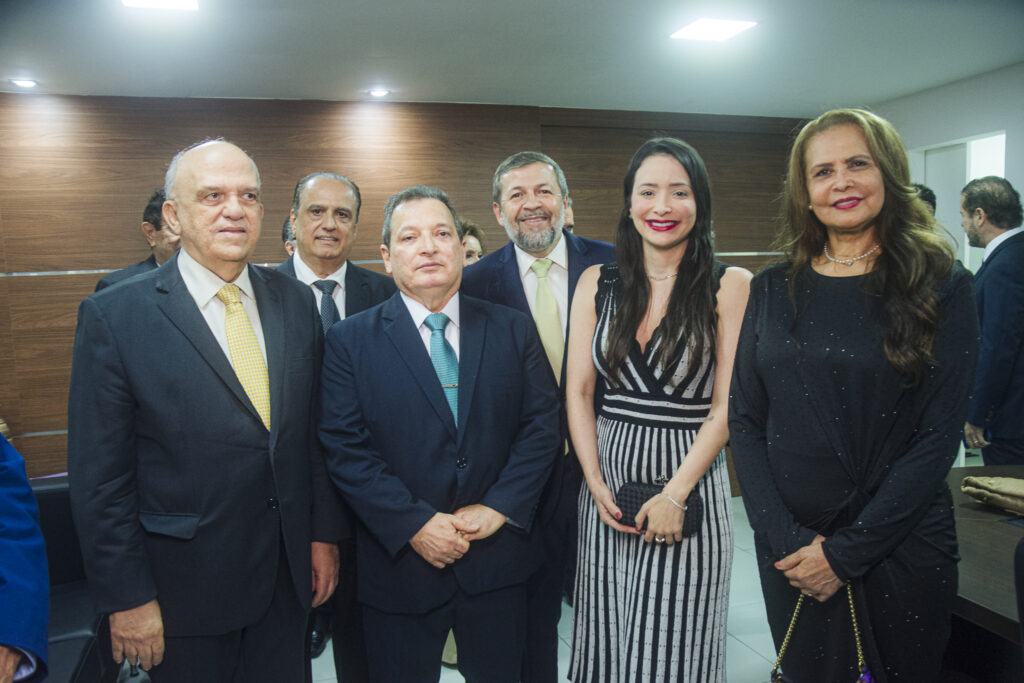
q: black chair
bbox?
[32,474,111,683]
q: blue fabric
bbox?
[313,279,340,334]
[424,313,459,422]
[0,435,49,681]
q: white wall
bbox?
[871,61,1024,189]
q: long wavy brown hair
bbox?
[777,108,954,382]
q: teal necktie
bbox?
[424,313,458,422]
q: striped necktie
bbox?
[313,279,340,334]
[424,312,458,422]
[216,284,271,429]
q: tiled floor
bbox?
[312,496,776,682]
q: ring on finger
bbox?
[654,536,665,543]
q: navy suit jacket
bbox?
[461,230,615,518]
[68,252,342,636]
[94,253,159,292]
[970,230,1024,438]
[318,292,560,614]
[0,435,48,681]
[276,256,396,317]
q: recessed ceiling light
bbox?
[368,89,390,98]
[10,79,37,88]
[671,18,757,41]
[122,0,199,10]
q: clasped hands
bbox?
[587,479,687,544]
[410,504,506,569]
[775,534,843,602]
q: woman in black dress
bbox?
[728,109,979,682]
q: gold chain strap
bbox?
[770,583,868,680]
[770,594,804,679]
[846,583,868,672]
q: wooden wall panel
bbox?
[0,93,799,474]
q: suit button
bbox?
[456,458,467,469]
[267,497,279,510]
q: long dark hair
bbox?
[603,137,718,384]
[777,108,954,382]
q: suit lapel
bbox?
[345,262,370,316]
[456,294,485,449]
[382,295,457,438]
[498,245,532,316]
[154,256,264,426]
[252,266,284,438]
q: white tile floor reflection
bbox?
[312,496,776,682]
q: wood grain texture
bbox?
[0,92,799,472]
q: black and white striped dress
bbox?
[570,263,733,682]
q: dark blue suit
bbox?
[94,253,159,291]
[460,229,614,682]
[276,255,396,318]
[0,435,48,682]
[970,230,1024,463]
[318,292,559,681]
[68,253,342,679]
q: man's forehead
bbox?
[302,178,356,207]
[395,198,453,228]
[501,163,557,191]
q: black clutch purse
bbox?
[615,478,703,536]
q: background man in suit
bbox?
[280,171,395,681]
[461,151,614,682]
[962,176,1024,464]
[318,185,560,682]
[68,140,342,682]
[95,188,181,291]
[282,216,296,257]
[0,435,48,683]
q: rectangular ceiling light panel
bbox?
[671,18,756,41]
[122,0,199,10]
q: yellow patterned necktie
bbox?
[216,284,271,429]
[530,258,564,382]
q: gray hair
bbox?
[381,185,461,246]
[291,172,362,220]
[164,138,261,201]
[492,151,568,205]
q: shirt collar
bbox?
[177,246,256,305]
[399,290,460,331]
[293,254,348,287]
[513,230,568,279]
[984,226,1024,262]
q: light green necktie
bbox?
[531,258,564,381]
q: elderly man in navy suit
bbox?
[461,151,614,682]
[318,185,559,682]
[962,176,1024,464]
[68,140,342,682]
[279,171,395,681]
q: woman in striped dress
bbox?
[566,137,750,682]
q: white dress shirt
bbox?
[399,292,460,360]
[983,226,1024,262]
[177,247,267,362]
[513,233,569,334]
[292,255,348,319]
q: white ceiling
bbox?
[1,0,1023,118]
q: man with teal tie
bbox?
[318,185,560,682]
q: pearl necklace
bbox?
[648,272,678,281]
[823,241,880,267]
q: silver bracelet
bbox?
[664,492,687,512]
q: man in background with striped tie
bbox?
[68,139,344,682]
[318,185,560,682]
[278,171,394,681]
